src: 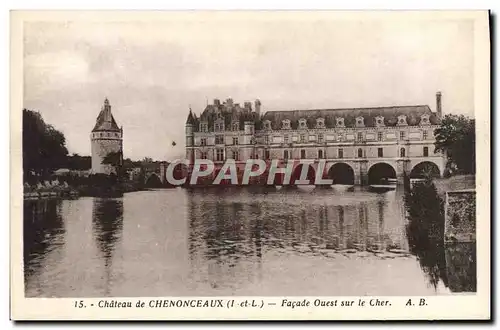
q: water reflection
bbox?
[91,198,124,296]
[23,199,65,283]
[404,181,476,292]
[23,186,476,297]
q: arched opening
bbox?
[290,164,316,185]
[328,163,355,185]
[368,163,396,185]
[410,161,441,179]
[145,173,162,188]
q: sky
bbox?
[23,12,475,161]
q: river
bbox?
[23,186,475,297]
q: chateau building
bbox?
[91,98,123,174]
[185,93,446,185]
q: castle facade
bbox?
[185,93,446,185]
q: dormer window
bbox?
[375,116,385,127]
[335,117,345,128]
[397,115,408,126]
[232,121,239,131]
[355,116,365,127]
[282,119,291,130]
[420,114,431,126]
[316,118,325,128]
[200,122,208,132]
[298,118,308,129]
[263,120,272,130]
[214,119,225,132]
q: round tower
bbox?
[90,98,123,175]
[185,108,195,164]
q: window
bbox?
[232,122,239,131]
[357,148,363,158]
[215,135,224,144]
[282,120,291,129]
[338,149,343,159]
[377,132,383,141]
[318,133,324,143]
[318,150,324,159]
[300,134,306,143]
[378,148,383,157]
[301,150,306,159]
[400,131,406,140]
[200,138,207,146]
[357,132,363,141]
[264,135,269,144]
[216,149,224,161]
[299,119,307,129]
[265,150,270,159]
[400,148,406,157]
[423,147,429,157]
[200,123,208,132]
[232,137,238,145]
[284,135,289,143]
[423,130,428,140]
[233,150,239,161]
[284,150,289,159]
[200,152,207,159]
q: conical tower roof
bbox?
[186,108,195,125]
[92,98,121,132]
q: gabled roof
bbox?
[261,105,438,129]
[92,98,121,132]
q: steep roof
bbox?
[186,109,195,125]
[92,98,121,132]
[261,105,438,129]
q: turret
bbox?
[254,99,261,116]
[185,108,194,146]
[90,98,123,174]
[185,108,195,164]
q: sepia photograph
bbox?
[10,9,490,320]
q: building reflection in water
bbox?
[23,199,65,285]
[185,188,411,291]
[91,197,124,296]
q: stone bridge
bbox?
[152,156,445,186]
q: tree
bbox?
[66,153,91,170]
[434,114,475,175]
[23,109,68,180]
[102,150,126,181]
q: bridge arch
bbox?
[328,163,355,185]
[145,173,163,188]
[368,162,397,185]
[409,161,441,179]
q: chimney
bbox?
[244,102,252,111]
[436,92,442,117]
[213,99,221,106]
[254,99,261,115]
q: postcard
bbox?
[10,10,490,320]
